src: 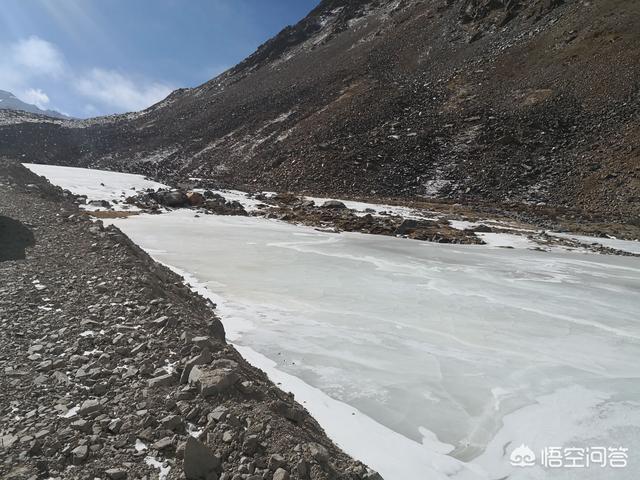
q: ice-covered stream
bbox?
[26,163,640,479]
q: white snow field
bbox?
[26,164,640,480]
[23,163,168,208]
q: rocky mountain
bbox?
[0,90,69,120]
[0,0,639,222]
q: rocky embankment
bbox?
[0,160,381,480]
[256,193,483,245]
[88,188,249,218]
[91,185,484,245]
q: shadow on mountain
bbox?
[0,216,35,261]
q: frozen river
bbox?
[26,164,640,479]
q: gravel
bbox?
[0,160,380,480]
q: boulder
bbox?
[180,349,213,384]
[273,468,290,480]
[0,216,35,261]
[105,468,127,479]
[183,436,220,480]
[71,445,89,464]
[472,224,493,233]
[188,365,238,397]
[269,453,286,470]
[148,373,177,388]
[186,191,205,206]
[208,406,228,422]
[321,200,347,209]
[160,414,184,432]
[242,435,260,455]
[78,399,102,416]
[394,219,419,235]
[88,200,111,208]
[307,443,329,464]
[156,190,189,207]
[192,336,218,351]
[152,436,175,451]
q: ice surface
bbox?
[107,212,640,480]
[33,165,640,479]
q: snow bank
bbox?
[23,163,167,205]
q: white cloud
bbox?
[22,88,50,109]
[11,36,65,77]
[0,36,173,116]
[0,36,63,113]
[0,36,65,93]
[74,68,173,112]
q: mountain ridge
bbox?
[0,0,638,222]
[0,89,70,120]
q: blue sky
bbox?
[0,0,319,117]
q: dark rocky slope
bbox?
[0,160,379,480]
[0,0,638,222]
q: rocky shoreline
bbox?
[79,178,640,256]
[0,160,382,480]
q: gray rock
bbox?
[208,406,228,423]
[273,468,290,480]
[71,445,89,464]
[295,460,308,478]
[88,200,111,208]
[394,219,419,235]
[188,366,238,397]
[363,470,384,480]
[183,436,220,480]
[157,190,189,207]
[153,436,175,451]
[27,344,44,354]
[192,336,218,351]
[71,419,92,433]
[78,399,102,416]
[269,454,286,471]
[180,349,213,384]
[307,443,329,464]
[242,435,259,455]
[321,200,347,209]
[108,418,123,433]
[105,468,127,479]
[1,434,18,448]
[148,373,177,388]
[160,414,184,432]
